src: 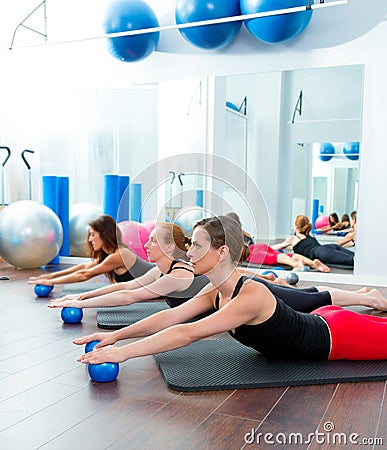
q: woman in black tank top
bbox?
[76,215,387,368]
[273,215,354,267]
[48,222,209,310]
[29,215,154,289]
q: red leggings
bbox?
[312,305,387,360]
[248,244,282,266]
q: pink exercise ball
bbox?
[142,220,156,234]
[118,221,149,260]
[314,215,329,229]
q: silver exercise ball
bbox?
[0,200,63,269]
[70,202,103,256]
[175,206,207,237]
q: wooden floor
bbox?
[0,261,386,450]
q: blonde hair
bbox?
[295,215,312,235]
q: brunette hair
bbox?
[87,215,125,283]
[156,222,191,260]
[193,215,250,263]
[294,215,312,235]
[328,212,340,226]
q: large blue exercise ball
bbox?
[104,0,160,62]
[240,0,313,44]
[319,143,335,162]
[0,201,63,269]
[175,0,242,50]
[343,142,360,161]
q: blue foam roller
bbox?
[130,183,142,222]
[58,177,70,256]
[311,198,319,231]
[103,174,120,220]
[42,175,60,264]
[117,175,130,223]
[196,190,204,208]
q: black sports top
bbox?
[112,256,154,283]
[293,235,321,260]
[162,260,211,309]
[215,276,331,360]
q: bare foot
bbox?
[272,278,295,288]
[366,289,387,311]
[356,287,370,294]
[313,259,330,273]
[260,273,276,281]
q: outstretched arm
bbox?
[271,236,297,251]
[74,283,216,348]
[28,261,95,283]
[76,282,274,364]
[28,253,127,286]
[48,268,194,308]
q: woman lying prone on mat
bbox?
[48,222,210,310]
[75,215,387,366]
[28,215,154,287]
[272,214,354,267]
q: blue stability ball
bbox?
[88,362,120,383]
[61,307,83,324]
[34,284,52,297]
[85,340,101,353]
[240,0,313,44]
[175,0,242,50]
[319,143,335,162]
[343,142,360,161]
[104,0,160,62]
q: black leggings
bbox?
[250,276,332,313]
[314,244,354,266]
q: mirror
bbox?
[0,64,364,264]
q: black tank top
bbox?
[162,260,211,308]
[293,235,321,260]
[112,256,154,283]
[215,277,331,360]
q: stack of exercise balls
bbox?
[104,0,160,62]
[0,200,63,269]
[175,0,242,50]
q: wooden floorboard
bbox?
[0,261,386,449]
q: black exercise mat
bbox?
[154,339,387,392]
[97,302,168,329]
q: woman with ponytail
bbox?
[272,215,354,267]
[48,222,210,309]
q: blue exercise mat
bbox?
[154,339,387,392]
